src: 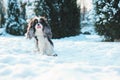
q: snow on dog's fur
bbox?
[26,16,57,56]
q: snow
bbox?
[0,32,120,80]
[118,1,120,8]
[0,0,120,80]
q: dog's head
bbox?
[26,16,52,39]
[30,16,48,31]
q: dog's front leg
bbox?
[38,43,46,55]
[34,36,40,52]
[35,40,40,51]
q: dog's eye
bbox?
[34,19,38,23]
[40,18,45,23]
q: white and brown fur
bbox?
[26,16,57,56]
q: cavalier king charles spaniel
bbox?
[26,16,57,56]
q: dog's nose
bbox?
[37,23,41,28]
[38,23,40,26]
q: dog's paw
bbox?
[47,53,58,56]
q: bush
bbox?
[94,0,120,41]
[6,0,27,35]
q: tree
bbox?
[0,0,6,28]
[20,1,27,20]
[94,0,120,41]
[34,0,49,17]
[6,0,27,35]
[60,0,80,38]
[45,0,81,38]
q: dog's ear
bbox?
[43,26,52,39]
[39,16,52,39]
[40,16,48,25]
[26,18,36,39]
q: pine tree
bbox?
[45,0,81,38]
[94,0,120,41]
[0,0,6,28]
[60,0,80,38]
[34,0,49,17]
[20,1,27,20]
[6,0,27,35]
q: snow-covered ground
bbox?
[0,32,120,80]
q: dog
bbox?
[26,16,57,56]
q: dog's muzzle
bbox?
[36,23,42,29]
